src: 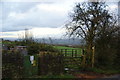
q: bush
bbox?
[38,52,64,75]
[39,44,60,52]
[27,43,59,55]
[27,43,40,55]
[2,50,24,78]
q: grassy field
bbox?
[53,45,82,57]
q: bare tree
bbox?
[65,1,117,68]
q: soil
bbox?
[73,72,120,79]
[73,72,103,78]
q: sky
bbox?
[0,0,119,40]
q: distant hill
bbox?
[2,38,85,46]
[37,38,85,46]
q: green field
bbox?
[53,46,82,57]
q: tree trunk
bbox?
[85,39,94,68]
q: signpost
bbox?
[92,46,95,68]
[30,56,34,65]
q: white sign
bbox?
[92,46,95,50]
[64,68,69,71]
[30,56,34,64]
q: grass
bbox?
[54,46,78,49]
[53,45,82,57]
[32,74,75,78]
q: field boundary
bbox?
[60,49,82,57]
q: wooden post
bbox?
[92,46,95,68]
[65,49,67,57]
[61,49,62,53]
[81,50,86,68]
[72,49,73,57]
[75,50,77,57]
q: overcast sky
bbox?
[0,0,119,39]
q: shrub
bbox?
[39,44,59,52]
[38,52,64,75]
[27,43,40,55]
[2,50,24,78]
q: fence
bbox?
[2,49,83,78]
[60,49,81,57]
[2,51,24,78]
[60,49,83,70]
[38,52,64,75]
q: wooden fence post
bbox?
[61,49,62,54]
[65,49,67,57]
[92,46,95,68]
[72,49,73,57]
[75,50,77,57]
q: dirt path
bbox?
[73,72,120,79]
[74,73,103,79]
[103,74,120,79]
